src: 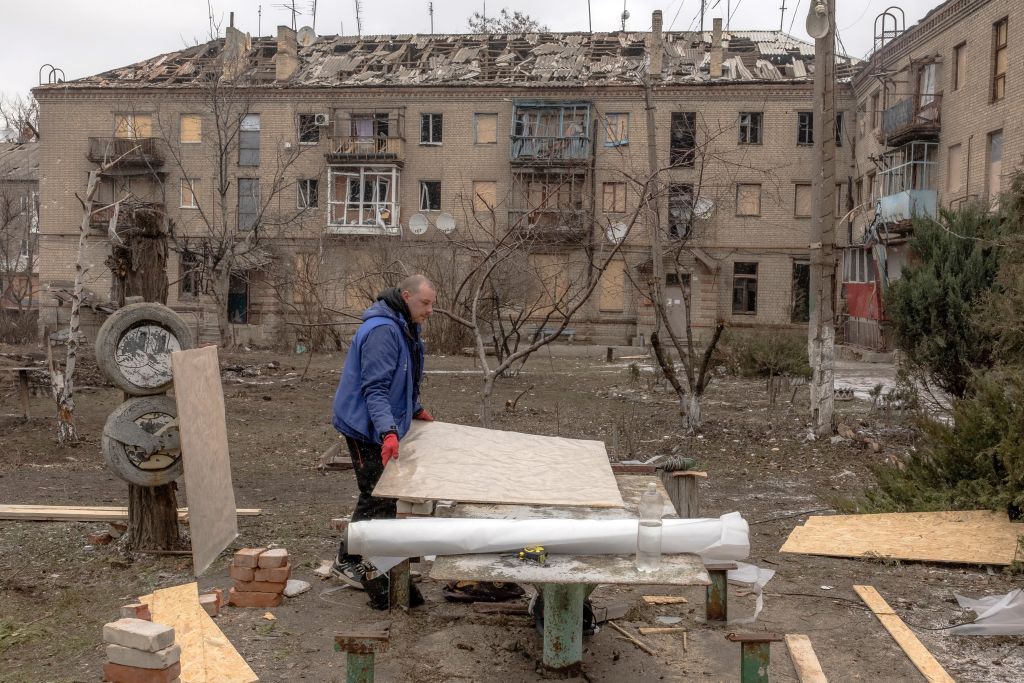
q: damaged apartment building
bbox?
[33,12,858,346]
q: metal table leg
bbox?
[726,632,783,683]
[335,623,391,683]
[540,583,594,674]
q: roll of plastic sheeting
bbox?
[348,512,749,561]
[948,589,1024,635]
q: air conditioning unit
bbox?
[314,113,330,127]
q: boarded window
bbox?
[669,112,696,167]
[475,114,497,144]
[987,130,1003,203]
[602,182,626,213]
[421,113,443,144]
[239,114,261,166]
[419,181,441,211]
[738,112,762,144]
[180,178,198,208]
[791,262,810,323]
[953,42,967,91]
[472,180,496,212]
[114,113,152,138]
[298,179,319,208]
[736,184,761,216]
[797,112,813,145]
[238,178,259,231]
[604,113,629,146]
[732,262,758,315]
[947,144,963,193]
[298,114,320,144]
[180,114,202,143]
[599,259,626,312]
[794,184,812,217]
[993,18,1008,101]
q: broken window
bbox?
[732,262,758,315]
[604,113,629,146]
[179,250,204,297]
[953,42,967,91]
[419,181,441,211]
[602,182,626,213]
[794,184,812,217]
[844,249,873,283]
[472,181,497,212]
[992,18,1008,101]
[791,262,810,323]
[474,114,498,144]
[180,178,199,209]
[239,114,261,166]
[670,112,696,167]
[345,114,392,154]
[180,114,202,143]
[835,112,845,147]
[114,113,152,138]
[738,112,762,145]
[238,178,259,231]
[947,144,963,193]
[228,273,249,324]
[668,184,694,238]
[797,112,813,145]
[420,113,443,145]
[599,259,626,312]
[298,114,320,144]
[511,103,591,161]
[297,179,319,209]
[736,184,761,216]
[328,165,400,230]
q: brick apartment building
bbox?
[0,142,39,321]
[846,0,1022,349]
[33,13,859,347]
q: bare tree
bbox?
[467,9,548,33]
[0,174,37,340]
[0,93,40,142]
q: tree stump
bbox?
[127,482,181,550]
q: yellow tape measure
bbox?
[517,545,547,565]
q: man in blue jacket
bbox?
[330,274,436,609]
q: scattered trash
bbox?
[263,612,276,621]
[820,585,833,590]
[655,616,683,625]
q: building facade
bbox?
[34,16,857,347]
[0,142,39,324]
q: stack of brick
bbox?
[102,618,181,683]
[228,547,290,608]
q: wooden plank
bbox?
[638,627,687,635]
[853,585,955,683]
[0,505,260,522]
[171,346,239,576]
[142,582,257,683]
[642,595,688,605]
[430,552,709,586]
[781,511,1021,566]
[785,634,828,683]
[373,421,624,508]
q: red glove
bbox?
[381,433,399,466]
[414,408,434,421]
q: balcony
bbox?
[89,201,165,230]
[509,209,591,243]
[327,136,405,164]
[511,101,592,165]
[876,190,937,224]
[878,94,942,147]
[87,137,164,168]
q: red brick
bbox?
[233,579,287,593]
[254,563,291,582]
[227,587,282,608]
[119,603,152,621]
[229,564,255,581]
[103,660,180,683]
[89,531,114,545]
[232,547,267,568]
[256,548,289,568]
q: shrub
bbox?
[719,329,811,380]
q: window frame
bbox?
[179,178,199,209]
[669,111,697,167]
[472,180,497,212]
[239,113,261,166]
[114,113,153,138]
[419,180,441,211]
[736,183,762,217]
[668,183,694,238]
[992,17,1008,102]
[738,112,763,145]
[297,178,319,209]
[953,42,967,91]
[298,114,321,144]
[794,183,812,218]
[179,249,204,298]
[420,113,443,145]
[835,112,845,147]
[797,111,814,145]
[179,113,202,144]
[237,177,260,231]
[603,113,630,147]
[327,165,401,232]
[732,262,758,316]
[791,261,810,323]
[602,181,626,213]
[474,113,498,144]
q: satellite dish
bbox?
[436,212,456,234]
[693,197,715,219]
[606,222,628,243]
[409,213,429,235]
[297,26,317,47]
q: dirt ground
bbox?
[1,343,1021,682]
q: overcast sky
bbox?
[2,0,943,97]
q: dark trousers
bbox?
[338,435,396,563]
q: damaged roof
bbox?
[0,143,39,182]
[45,29,857,90]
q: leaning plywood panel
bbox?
[780,511,1021,565]
[373,421,624,508]
[171,346,238,575]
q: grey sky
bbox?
[2,0,943,98]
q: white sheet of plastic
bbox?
[348,512,749,563]
[727,562,776,624]
[948,589,1024,635]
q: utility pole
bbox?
[429,1,434,34]
[700,0,706,32]
[779,0,787,32]
[808,0,836,437]
[644,10,666,340]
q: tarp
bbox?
[949,589,1024,635]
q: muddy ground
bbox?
[1,343,1021,682]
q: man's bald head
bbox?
[400,274,436,324]
[399,274,434,295]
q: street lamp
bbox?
[806,0,831,39]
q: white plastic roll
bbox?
[347,512,749,561]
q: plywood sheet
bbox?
[780,510,1021,565]
[854,585,954,683]
[430,552,708,586]
[171,346,238,575]
[0,505,259,522]
[373,421,624,508]
[142,582,257,683]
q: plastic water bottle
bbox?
[636,482,664,572]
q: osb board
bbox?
[430,552,708,586]
[854,585,954,683]
[373,421,624,508]
[172,346,238,576]
[781,510,1021,565]
[141,582,258,683]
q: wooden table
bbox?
[2,367,34,420]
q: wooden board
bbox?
[785,634,828,683]
[642,595,688,605]
[430,552,709,586]
[853,585,954,683]
[141,582,257,683]
[373,421,624,508]
[780,510,1022,565]
[0,505,260,522]
[172,346,239,576]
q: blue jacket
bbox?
[332,299,425,444]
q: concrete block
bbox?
[119,603,152,621]
[233,579,287,593]
[103,619,175,652]
[229,564,255,581]
[283,579,311,597]
[106,643,181,670]
[102,661,181,683]
[254,563,291,582]
[256,548,288,568]
[199,593,220,617]
[232,547,266,568]
[228,587,282,608]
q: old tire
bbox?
[95,302,193,396]
[102,395,182,487]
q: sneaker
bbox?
[330,558,372,590]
